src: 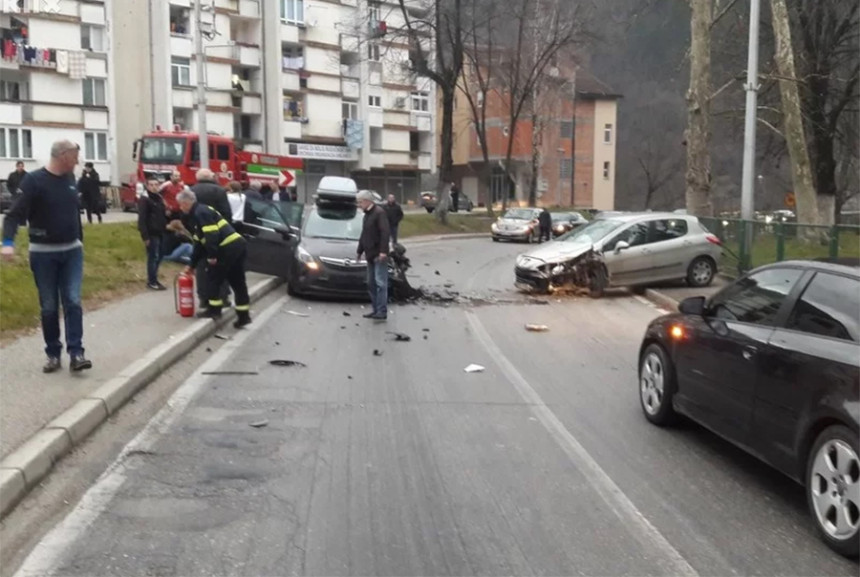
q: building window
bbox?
[604,123,613,144]
[603,161,611,180]
[0,127,33,159]
[84,131,108,161]
[81,25,105,51]
[281,0,304,24]
[560,158,572,179]
[0,79,28,102]
[342,101,358,120]
[368,94,381,108]
[282,46,304,70]
[171,57,191,87]
[283,95,304,120]
[367,42,380,62]
[82,78,106,107]
[411,91,429,112]
[560,120,573,139]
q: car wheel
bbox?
[807,425,860,557]
[687,256,715,287]
[425,207,434,214]
[588,265,607,299]
[492,236,499,242]
[639,344,677,426]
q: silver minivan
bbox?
[515,213,723,292]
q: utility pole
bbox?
[195,0,209,169]
[740,0,761,226]
[569,69,576,207]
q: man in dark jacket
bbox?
[177,190,251,328]
[7,160,27,196]
[356,190,390,321]
[1,140,92,373]
[138,178,168,290]
[77,162,102,224]
[190,168,232,310]
[383,194,404,246]
[450,182,460,212]
[538,208,552,243]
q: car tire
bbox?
[638,343,677,426]
[806,425,860,558]
[425,207,434,214]
[588,265,607,299]
[687,256,715,287]
[492,237,499,242]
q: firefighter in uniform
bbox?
[177,190,252,328]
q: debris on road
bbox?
[343,311,352,317]
[387,332,411,342]
[249,420,269,428]
[373,349,383,357]
[202,371,260,376]
[214,334,230,340]
[444,283,454,288]
[435,270,441,275]
[525,324,550,332]
[464,364,485,373]
[348,375,353,380]
[527,298,550,306]
[287,311,310,317]
[341,326,347,330]
[422,328,430,332]
[269,360,307,368]
[423,335,428,340]
[205,347,212,353]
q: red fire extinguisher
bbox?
[175,271,195,318]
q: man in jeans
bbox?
[356,190,390,321]
[1,140,92,373]
[138,178,168,290]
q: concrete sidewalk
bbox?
[644,275,730,311]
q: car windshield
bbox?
[140,137,186,164]
[551,213,574,222]
[557,219,624,243]
[504,209,538,220]
[304,205,363,240]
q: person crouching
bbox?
[176,190,252,328]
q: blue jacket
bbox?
[2,168,82,248]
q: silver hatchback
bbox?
[515,213,723,292]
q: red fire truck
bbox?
[120,126,303,211]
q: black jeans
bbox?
[85,201,102,224]
[540,225,551,242]
[30,247,84,358]
[206,243,250,314]
[196,259,231,306]
[145,235,162,284]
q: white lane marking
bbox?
[633,294,671,316]
[465,310,698,577]
[13,295,289,577]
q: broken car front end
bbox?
[515,247,608,297]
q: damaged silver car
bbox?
[515,213,723,296]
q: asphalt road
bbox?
[8,239,857,576]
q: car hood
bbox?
[300,236,360,260]
[496,218,532,226]
[519,240,593,267]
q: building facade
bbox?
[1,0,115,185]
[111,0,436,201]
[447,68,620,210]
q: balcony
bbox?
[367,108,383,128]
[240,93,262,115]
[233,44,261,68]
[384,110,410,127]
[340,33,360,56]
[214,0,239,11]
[23,103,83,125]
[238,0,260,18]
[0,103,22,125]
[303,25,339,47]
[172,88,194,109]
[170,34,193,58]
[283,120,303,140]
[282,70,301,92]
[169,0,191,7]
[418,152,432,171]
[383,151,412,167]
[411,112,432,132]
[281,22,300,45]
[341,78,360,100]
[307,74,339,93]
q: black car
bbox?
[550,211,588,237]
[237,195,409,299]
[638,260,859,557]
[0,182,13,213]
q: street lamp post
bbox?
[740,0,762,258]
[194,0,209,169]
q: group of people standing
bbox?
[7,160,105,224]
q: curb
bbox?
[403,233,489,244]
[643,288,680,313]
[0,276,283,519]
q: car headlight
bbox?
[551,264,565,275]
[516,255,528,267]
[491,223,499,232]
[297,246,319,271]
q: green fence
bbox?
[698,217,860,276]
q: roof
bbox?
[758,259,860,278]
[574,69,622,100]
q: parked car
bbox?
[0,182,13,213]
[638,260,860,557]
[420,191,473,213]
[235,178,410,299]
[491,207,544,243]
[515,213,722,293]
[551,211,588,237]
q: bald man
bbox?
[1,140,92,373]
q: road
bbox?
[6,239,856,576]
[0,209,138,227]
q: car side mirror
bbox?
[614,240,630,254]
[678,296,707,316]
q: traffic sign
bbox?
[279,170,295,187]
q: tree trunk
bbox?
[436,88,456,224]
[528,110,541,207]
[685,0,713,217]
[770,0,819,227]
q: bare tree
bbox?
[396,0,466,224]
[497,0,586,211]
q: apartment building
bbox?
[0,0,114,184]
[448,67,620,210]
[113,0,437,201]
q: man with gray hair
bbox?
[356,190,390,320]
[1,140,93,373]
[190,167,232,313]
